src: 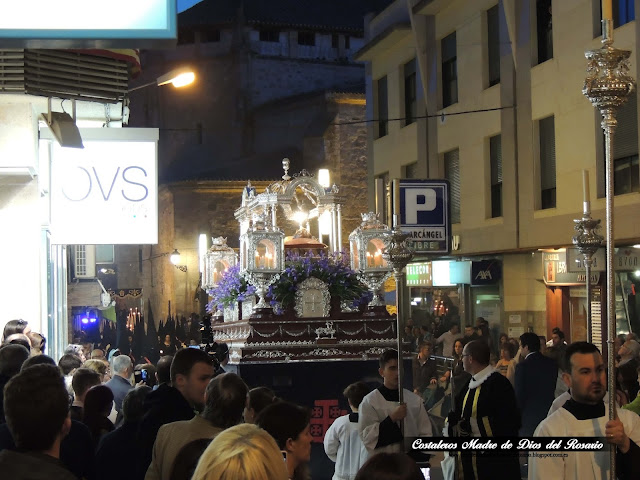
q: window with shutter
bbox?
[404,59,417,126]
[404,162,418,179]
[539,116,556,209]
[606,94,639,195]
[490,135,502,217]
[536,0,553,64]
[375,173,390,225]
[441,32,458,108]
[445,149,461,224]
[487,5,500,87]
[376,76,388,138]
[74,245,96,278]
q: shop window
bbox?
[539,116,556,209]
[490,134,502,218]
[445,149,461,224]
[487,4,500,87]
[441,32,458,108]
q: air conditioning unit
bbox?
[74,245,96,278]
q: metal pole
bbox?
[395,268,406,406]
[603,105,618,478]
[585,259,592,343]
[583,19,634,480]
[382,213,414,438]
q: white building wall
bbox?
[0,94,123,347]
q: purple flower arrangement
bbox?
[206,263,257,313]
[267,251,369,311]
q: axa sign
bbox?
[471,260,502,285]
[48,129,158,245]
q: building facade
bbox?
[115,1,391,321]
[357,0,640,344]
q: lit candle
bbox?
[582,169,590,214]
[266,252,273,269]
[255,251,259,267]
[602,0,612,22]
[213,268,219,284]
[366,251,372,267]
[374,250,382,267]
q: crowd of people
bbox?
[3,315,640,480]
[408,316,640,479]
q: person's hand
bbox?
[605,418,631,453]
[390,403,407,422]
[430,378,437,385]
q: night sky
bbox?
[178,0,202,13]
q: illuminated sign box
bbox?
[0,1,176,48]
[46,128,159,245]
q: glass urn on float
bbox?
[202,237,237,322]
[349,212,392,316]
[239,215,285,318]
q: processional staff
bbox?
[582,2,635,478]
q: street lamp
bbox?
[128,67,196,93]
[169,249,187,272]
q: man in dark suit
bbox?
[515,332,558,436]
[448,340,521,479]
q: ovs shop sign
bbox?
[50,139,158,245]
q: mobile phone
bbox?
[141,369,148,381]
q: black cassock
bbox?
[448,368,521,480]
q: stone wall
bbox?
[324,94,369,238]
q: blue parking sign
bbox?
[399,179,450,254]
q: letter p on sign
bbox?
[405,188,437,224]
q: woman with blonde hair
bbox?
[192,423,288,480]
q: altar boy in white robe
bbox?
[358,349,433,455]
[529,341,640,480]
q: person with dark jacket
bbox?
[515,332,558,436]
[0,365,76,479]
[82,385,115,448]
[0,344,30,424]
[95,386,152,480]
[135,348,215,480]
[412,341,438,398]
